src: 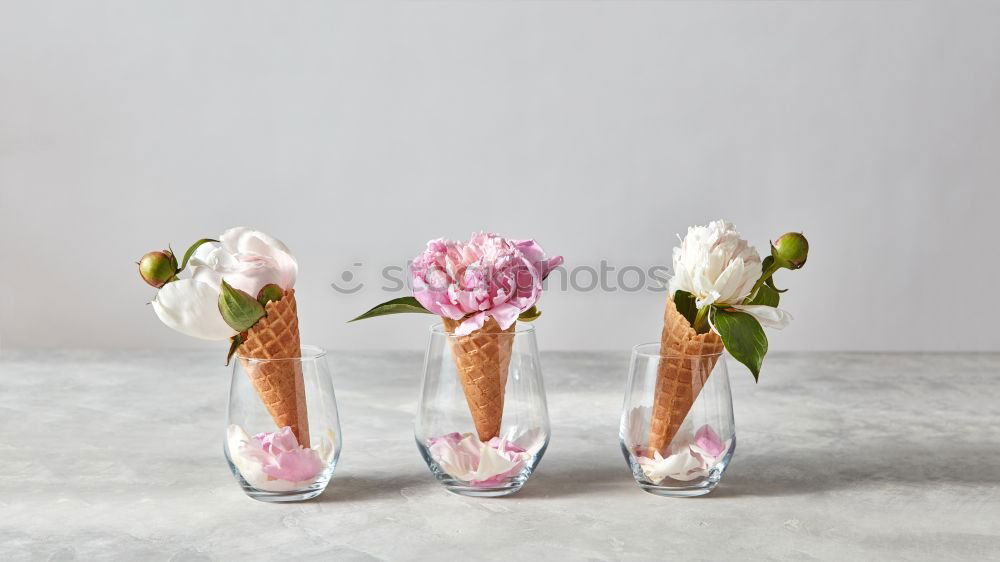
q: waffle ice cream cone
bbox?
[239,289,310,448]
[647,297,724,455]
[442,317,515,442]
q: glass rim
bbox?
[631,342,724,359]
[235,344,327,362]
[429,321,535,337]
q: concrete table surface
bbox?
[1,351,998,560]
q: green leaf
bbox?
[225,334,244,366]
[747,284,780,307]
[673,290,698,326]
[518,305,542,322]
[349,296,432,322]
[218,280,266,332]
[712,308,768,381]
[177,238,219,273]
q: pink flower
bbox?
[242,427,325,483]
[411,233,563,336]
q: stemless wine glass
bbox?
[225,345,342,502]
[415,322,550,497]
[620,344,736,497]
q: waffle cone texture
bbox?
[647,297,724,455]
[442,317,515,442]
[239,289,310,448]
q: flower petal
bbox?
[669,220,761,306]
[455,312,487,336]
[488,303,521,331]
[221,226,292,256]
[693,425,726,457]
[186,241,223,269]
[151,279,236,340]
[262,448,325,482]
[731,305,793,330]
[189,264,223,290]
[219,227,298,292]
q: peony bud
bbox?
[257,283,284,306]
[771,232,809,270]
[139,251,178,288]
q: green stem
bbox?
[746,261,781,304]
[693,306,711,333]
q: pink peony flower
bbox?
[411,233,563,336]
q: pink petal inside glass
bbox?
[244,427,325,483]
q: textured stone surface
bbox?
[1,351,998,560]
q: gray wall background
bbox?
[1,1,998,352]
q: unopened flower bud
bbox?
[771,232,809,270]
[257,283,284,306]
[139,251,178,288]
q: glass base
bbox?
[427,466,532,498]
[243,487,326,503]
[441,481,525,497]
[229,469,334,503]
[636,479,719,497]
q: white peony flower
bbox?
[151,227,297,341]
[669,220,763,308]
[189,227,298,298]
[669,220,794,332]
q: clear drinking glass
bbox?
[620,344,735,497]
[415,323,550,497]
[225,345,342,502]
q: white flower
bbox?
[151,227,297,341]
[669,220,763,308]
[189,227,298,297]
